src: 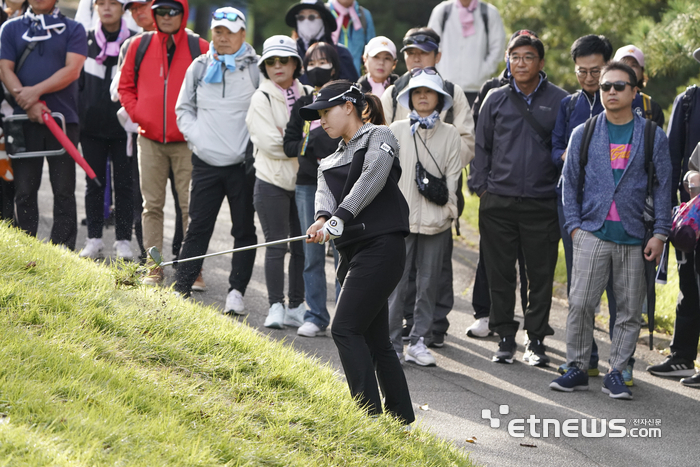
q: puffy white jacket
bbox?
[246,78,312,191]
[389,119,462,235]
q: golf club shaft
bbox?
[162,235,311,267]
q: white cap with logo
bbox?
[211,7,246,34]
[364,36,397,59]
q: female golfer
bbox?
[299,80,415,424]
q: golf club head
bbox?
[147,246,163,266]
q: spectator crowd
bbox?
[1,0,699,423]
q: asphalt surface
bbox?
[33,163,700,467]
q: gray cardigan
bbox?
[562,112,672,239]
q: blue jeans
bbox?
[296,184,330,329]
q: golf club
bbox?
[147,223,366,268]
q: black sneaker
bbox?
[681,371,700,388]
[646,354,695,377]
[427,333,445,348]
[523,338,550,367]
[492,336,516,364]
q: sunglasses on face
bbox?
[296,14,320,22]
[264,56,291,66]
[410,66,438,78]
[154,8,182,17]
[403,34,438,47]
[212,11,240,22]
[600,81,633,92]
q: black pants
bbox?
[472,240,529,319]
[175,155,257,296]
[671,246,700,361]
[80,134,132,240]
[334,233,415,424]
[131,140,183,258]
[0,179,14,221]
[12,122,78,250]
[479,194,559,339]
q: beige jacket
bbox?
[389,119,462,235]
[246,78,312,191]
[381,80,475,167]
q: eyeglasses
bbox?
[509,54,538,64]
[296,14,320,22]
[600,81,633,92]
[575,68,601,78]
[154,8,182,17]
[403,34,438,47]
[410,66,438,78]
[264,56,291,66]
[212,11,241,22]
[327,84,363,103]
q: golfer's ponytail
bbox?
[362,94,386,126]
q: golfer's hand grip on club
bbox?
[307,218,364,244]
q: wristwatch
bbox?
[653,233,668,243]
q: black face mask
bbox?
[306,67,334,87]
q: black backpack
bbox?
[132,30,203,85]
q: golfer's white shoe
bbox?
[80,238,104,259]
[113,240,133,260]
[224,289,245,315]
[466,317,494,338]
[264,303,285,329]
[284,303,306,327]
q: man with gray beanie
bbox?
[173,7,259,314]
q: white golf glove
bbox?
[320,216,344,244]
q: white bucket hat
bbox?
[258,35,302,66]
[397,70,453,111]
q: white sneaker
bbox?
[113,240,133,260]
[79,238,104,258]
[224,289,245,315]
[297,321,326,337]
[466,317,494,338]
[264,303,285,329]
[284,303,306,327]
[405,337,436,367]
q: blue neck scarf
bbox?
[23,7,66,42]
[203,42,246,84]
[409,110,440,135]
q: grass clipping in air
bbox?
[0,223,473,467]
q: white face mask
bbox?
[297,18,325,43]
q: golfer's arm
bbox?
[29,52,86,96]
[0,59,21,99]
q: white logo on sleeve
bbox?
[379,142,395,156]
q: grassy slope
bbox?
[0,224,473,467]
[461,192,678,335]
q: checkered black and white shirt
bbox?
[315,123,401,222]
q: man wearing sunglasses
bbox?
[381,27,474,349]
[118,0,208,285]
[469,34,567,366]
[553,61,671,399]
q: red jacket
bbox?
[118,0,207,143]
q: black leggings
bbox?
[334,233,415,424]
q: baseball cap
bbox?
[613,45,645,68]
[211,7,246,33]
[694,48,700,64]
[151,0,182,11]
[122,0,150,11]
[400,33,439,54]
[364,36,397,59]
[299,82,365,121]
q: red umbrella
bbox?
[40,105,101,187]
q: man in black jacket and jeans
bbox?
[469,34,568,365]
